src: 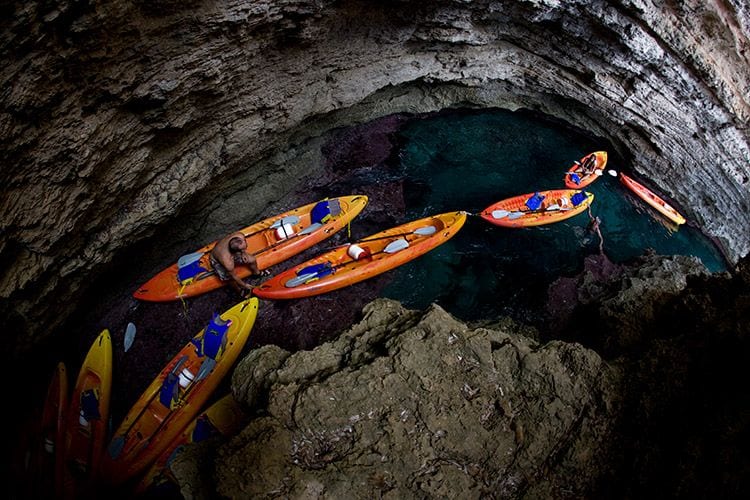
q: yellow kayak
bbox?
[102,298,258,486]
[62,330,112,500]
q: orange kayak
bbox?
[480,189,594,228]
[101,298,258,486]
[253,211,467,299]
[30,362,68,499]
[564,151,608,189]
[133,195,368,302]
[619,173,686,225]
[135,393,247,494]
[62,330,112,500]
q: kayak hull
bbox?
[253,211,467,299]
[31,362,68,499]
[101,298,258,486]
[480,189,594,228]
[619,173,686,225]
[564,151,608,189]
[133,195,368,302]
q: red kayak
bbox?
[619,172,686,225]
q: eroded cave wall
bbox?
[1,0,749,355]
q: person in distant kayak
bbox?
[209,232,262,293]
[583,154,596,171]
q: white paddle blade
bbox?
[285,273,317,288]
[177,252,204,268]
[607,169,618,177]
[299,222,323,235]
[491,210,510,219]
[384,238,409,253]
[414,226,437,236]
[594,169,604,176]
[270,215,301,229]
[124,322,136,353]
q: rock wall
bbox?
[2,1,749,352]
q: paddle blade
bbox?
[607,169,618,177]
[108,436,125,459]
[508,211,526,220]
[491,210,510,219]
[196,358,217,382]
[124,322,136,353]
[595,169,604,176]
[414,226,437,236]
[177,252,204,268]
[299,222,323,235]
[285,273,317,288]
[270,215,301,229]
[384,238,409,253]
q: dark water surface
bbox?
[381,109,727,323]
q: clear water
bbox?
[381,109,727,323]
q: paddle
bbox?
[269,215,300,229]
[284,238,411,288]
[494,205,569,220]
[607,169,618,177]
[124,323,136,353]
[358,225,436,243]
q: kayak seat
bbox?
[80,389,101,421]
[525,192,545,210]
[178,260,209,284]
[571,191,587,206]
[192,314,231,360]
[159,373,180,410]
[311,201,332,224]
[192,414,221,442]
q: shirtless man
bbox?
[209,232,260,292]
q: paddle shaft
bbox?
[318,227,434,254]
[290,235,419,286]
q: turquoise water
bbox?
[382,109,727,322]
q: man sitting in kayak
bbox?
[209,232,265,293]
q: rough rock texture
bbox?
[214,299,619,498]
[1,0,749,356]
[546,252,711,353]
[160,253,749,499]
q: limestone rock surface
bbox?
[1,0,749,355]
[215,299,618,498]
